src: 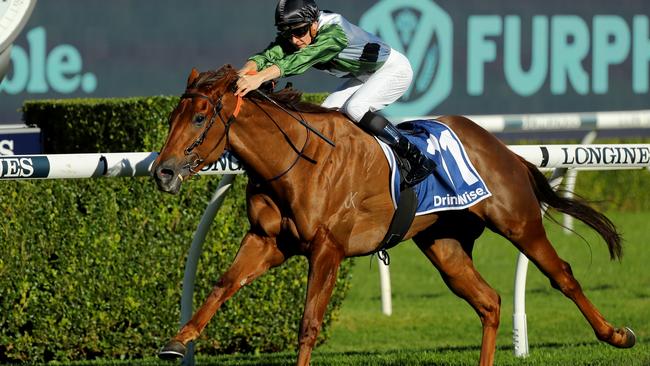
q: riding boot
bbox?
[359,111,436,188]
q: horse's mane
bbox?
[250,87,333,114]
[190,65,334,114]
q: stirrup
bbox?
[400,145,436,188]
[403,165,434,188]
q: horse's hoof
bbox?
[158,339,187,360]
[620,327,636,348]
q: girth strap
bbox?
[375,186,417,266]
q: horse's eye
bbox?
[193,114,206,125]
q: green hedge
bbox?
[23,97,174,154]
[0,93,350,363]
[573,167,650,212]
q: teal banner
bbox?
[1,0,648,123]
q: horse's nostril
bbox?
[159,168,175,180]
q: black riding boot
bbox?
[359,111,436,188]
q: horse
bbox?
[152,64,635,366]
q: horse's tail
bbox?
[520,157,622,260]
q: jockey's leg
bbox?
[320,79,362,110]
[323,48,411,120]
[359,111,436,187]
[332,49,434,187]
[339,48,412,122]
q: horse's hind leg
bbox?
[158,232,287,360]
[414,236,501,366]
[496,213,635,348]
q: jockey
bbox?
[236,0,435,187]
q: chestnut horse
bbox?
[152,65,635,365]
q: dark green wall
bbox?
[1,0,648,122]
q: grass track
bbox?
[43,212,650,365]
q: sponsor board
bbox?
[0,126,42,155]
[1,1,648,124]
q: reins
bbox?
[178,73,334,183]
[248,97,316,183]
[253,89,336,147]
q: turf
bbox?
[40,211,650,365]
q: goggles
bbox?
[278,24,311,39]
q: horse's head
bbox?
[153,65,240,194]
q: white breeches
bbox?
[320,48,413,123]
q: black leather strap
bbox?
[375,186,417,265]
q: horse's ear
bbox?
[187,68,200,86]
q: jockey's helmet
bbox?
[275,0,320,31]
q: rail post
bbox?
[512,168,567,357]
[180,174,237,366]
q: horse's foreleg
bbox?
[415,237,501,366]
[159,232,286,360]
[296,229,344,366]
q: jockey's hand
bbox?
[235,74,264,97]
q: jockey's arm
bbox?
[235,64,281,96]
[237,61,259,76]
[236,25,346,96]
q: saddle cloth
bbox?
[376,119,492,216]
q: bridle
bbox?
[179,91,241,175]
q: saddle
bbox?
[372,120,492,265]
